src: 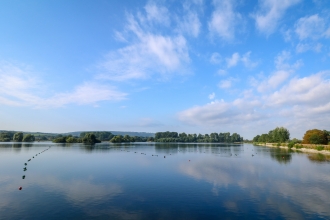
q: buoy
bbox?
[22,175,25,179]
[24,163,27,166]
[19,187,22,190]
[189,160,190,162]
[164,156,166,158]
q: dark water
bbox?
[1,142,330,220]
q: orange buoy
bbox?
[19,187,22,190]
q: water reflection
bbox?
[1,143,330,219]
[12,143,22,153]
[269,148,292,164]
[308,153,330,163]
[179,150,330,218]
[23,143,33,148]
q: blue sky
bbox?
[1,0,330,139]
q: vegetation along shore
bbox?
[1,127,329,156]
[252,127,330,155]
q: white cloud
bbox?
[218,79,232,89]
[296,42,322,53]
[217,69,227,76]
[210,52,222,64]
[253,0,301,35]
[226,52,240,68]
[99,8,190,81]
[257,51,302,92]
[178,10,201,37]
[42,83,127,108]
[268,72,330,107]
[178,70,330,138]
[226,51,258,68]
[241,52,258,68]
[257,70,290,92]
[177,99,262,126]
[208,0,242,40]
[274,50,303,70]
[0,62,126,108]
[208,92,216,100]
[294,14,329,40]
[143,1,170,26]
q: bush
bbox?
[316,146,325,151]
[295,144,303,149]
[276,142,281,147]
[288,141,295,148]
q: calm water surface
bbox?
[1,142,330,220]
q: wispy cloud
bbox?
[97,3,191,82]
[296,42,322,53]
[256,51,302,92]
[210,52,222,64]
[176,1,203,38]
[178,49,330,138]
[177,99,262,126]
[208,92,215,100]
[208,0,242,41]
[294,14,330,40]
[218,79,233,89]
[0,62,127,108]
[225,51,258,68]
[253,0,301,35]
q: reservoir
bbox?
[1,142,329,219]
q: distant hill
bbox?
[0,130,155,138]
[69,131,155,137]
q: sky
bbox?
[0,0,330,139]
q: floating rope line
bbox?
[19,146,51,191]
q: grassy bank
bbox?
[254,142,330,155]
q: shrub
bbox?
[316,146,325,151]
[288,141,295,148]
[295,144,303,149]
[276,142,281,147]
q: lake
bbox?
[1,142,330,220]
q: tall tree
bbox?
[0,133,11,142]
[22,134,35,142]
[302,129,328,144]
[13,132,24,142]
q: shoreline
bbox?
[255,143,330,155]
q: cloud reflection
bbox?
[179,155,330,218]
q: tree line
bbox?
[53,133,154,144]
[0,132,36,142]
[154,131,243,143]
[252,127,330,145]
[252,127,290,143]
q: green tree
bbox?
[13,132,24,142]
[271,127,290,142]
[82,133,101,144]
[302,129,328,145]
[22,134,35,142]
[52,136,67,143]
[253,135,260,142]
[0,133,11,142]
[110,135,123,143]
